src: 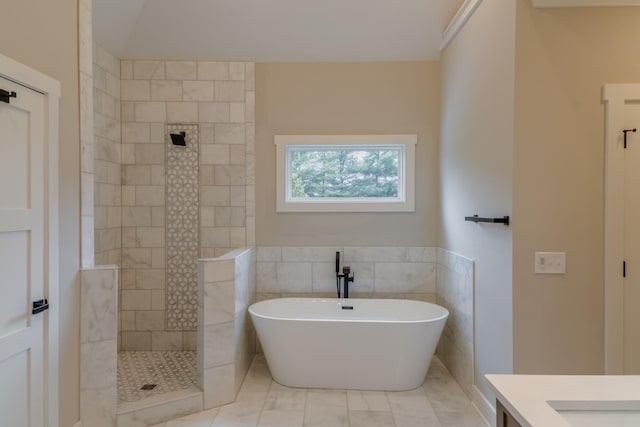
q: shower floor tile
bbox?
[117,351,197,404]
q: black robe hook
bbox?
[623,128,636,149]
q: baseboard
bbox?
[471,385,496,427]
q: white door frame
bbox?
[602,84,640,374]
[0,52,60,426]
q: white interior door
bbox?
[623,102,640,373]
[0,75,47,426]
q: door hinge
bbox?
[0,89,16,104]
[32,299,49,315]
[624,261,627,278]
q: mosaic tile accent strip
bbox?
[117,351,197,403]
[166,124,200,330]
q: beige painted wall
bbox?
[513,2,640,374]
[255,62,440,246]
[0,1,81,426]
[440,0,515,406]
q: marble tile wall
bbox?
[435,248,475,400]
[120,60,255,351]
[80,266,119,427]
[198,247,256,409]
[256,246,437,302]
[93,44,122,270]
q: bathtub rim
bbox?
[249,297,449,324]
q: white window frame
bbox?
[275,135,416,212]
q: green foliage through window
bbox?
[288,147,401,199]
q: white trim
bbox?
[532,0,640,7]
[0,52,61,427]
[471,384,496,427]
[441,0,483,51]
[275,135,417,213]
[601,84,640,374]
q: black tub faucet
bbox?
[340,266,355,299]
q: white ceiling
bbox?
[92,0,463,61]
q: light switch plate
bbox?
[535,252,566,274]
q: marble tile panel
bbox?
[137,227,165,247]
[230,103,245,123]
[135,101,167,122]
[117,393,203,427]
[136,268,166,289]
[152,331,185,351]
[183,81,214,101]
[344,246,408,263]
[136,310,165,331]
[134,60,165,80]
[152,248,166,269]
[387,388,438,420]
[230,145,245,165]
[166,61,197,80]
[374,262,435,293]
[122,102,135,121]
[151,165,166,185]
[277,262,312,293]
[229,227,246,247]
[245,91,255,123]
[200,144,230,165]
[121,290,151,310]
[80,339,116,390]
[152,290,166,310]
[105,72,120,99]
[167,102,198,122]
[214,165,245,185]
[203,280,235,325]
[203,259,235,283]
[215,123,245,144]
[122,144,136,164]
[121,80,151,101]
[199,102,230,123]
[203,322,235,368]
[200,123,215,144]
[121,331,152,350]
[152,80,183,101]
[197,61,229,81]
[135,186,166,206]
[230,186,246,206]
[229,62,245,81]
[122,166,151,185]
[80,267,118,343]
[203,364,236,409]
[214,81,245,102]
[245,63,255,91]
[200,186,230,206]
[121,60,133,79]
[257,262,278,293]
[80,385,117,427]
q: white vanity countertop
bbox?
[485,374,640,427]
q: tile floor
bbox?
[118,351,197,403]
[148,354,488,427]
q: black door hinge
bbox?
[0,89,16,104]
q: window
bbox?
[275,135,416,212]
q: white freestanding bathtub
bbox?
[248,298,449,391]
